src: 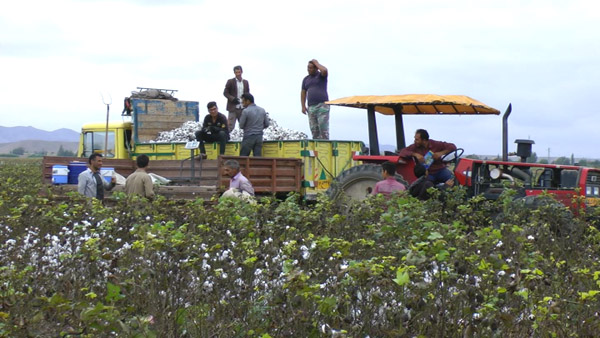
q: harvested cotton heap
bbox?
[149,118,307,142]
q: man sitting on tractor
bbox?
[399,129,456,185]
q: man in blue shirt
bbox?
[301,59,329,139]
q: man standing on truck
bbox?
[399,129,457,185]
[195,101,229,157]
[78,152,116,201]
[301,59,329,139]
[223,65,250,131]
[239,93,269,157]
[125,154,155,199]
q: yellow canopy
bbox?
[326,94,500,115]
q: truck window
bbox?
[560,170,578,189]
[82,131,116,158]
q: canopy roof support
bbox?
[393,106,406,151]
[367,106,379,155]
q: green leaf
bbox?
[105,282,125,302]
[427,232,443,240]
[435,250,450,261]
[393,269,410,286]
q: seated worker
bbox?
[409,163,454,200]
[399,129,456,185]
[372,161,406,197]
[195,101,229,158]
[222,159,255,197]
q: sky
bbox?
[1,0,599,159]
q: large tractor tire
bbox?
[326,164,407,200]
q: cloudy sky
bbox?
[1,0,598,159]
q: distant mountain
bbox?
[0,140,78,155]
[0,126,79,143]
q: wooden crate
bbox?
[131,99,199,143]
[218,156,303,194]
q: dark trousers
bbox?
[240,134,263,157]
[195,130,228,155]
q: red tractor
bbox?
[326,95,600,211]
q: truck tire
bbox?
[327,164,407,200]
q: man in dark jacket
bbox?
[195,101,229,157]
[223,65,250,132]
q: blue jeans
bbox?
[428,168,453,185]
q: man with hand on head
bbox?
[301,59,329,139]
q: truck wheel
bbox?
[327,164,407,200]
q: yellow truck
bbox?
[52,94,364,199]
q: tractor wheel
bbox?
[326,164,407,200]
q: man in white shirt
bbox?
[77,152,116,200]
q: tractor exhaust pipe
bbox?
[502,103,512,161]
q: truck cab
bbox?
[78,121,133,159]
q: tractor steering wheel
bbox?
[441,148,464,164]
